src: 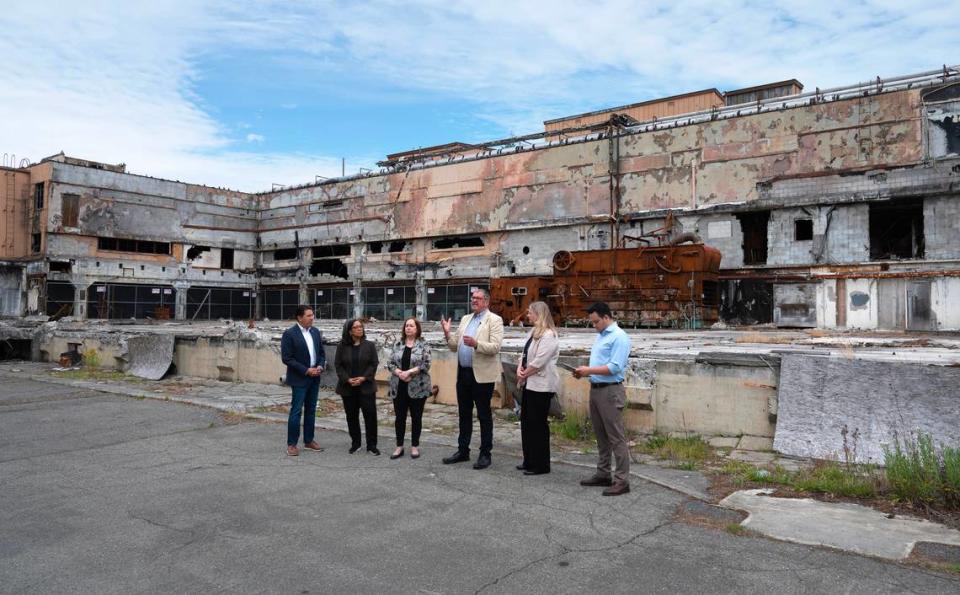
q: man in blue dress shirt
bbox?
[573,302,632,496]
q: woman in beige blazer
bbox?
[516,301,560,475]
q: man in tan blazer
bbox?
[440,288,504,469]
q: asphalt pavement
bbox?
[2,377,958,594]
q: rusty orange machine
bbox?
[491,238,722,327]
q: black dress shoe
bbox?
[367,447,381,456]
[473,453,491,470]
[349,445,362,454]
[579,474,613,487]
[442,450,470,464]
[390,448,404,460]
[516,463,528,471]
[523,469,550,475]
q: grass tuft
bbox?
[550,414,594,442]
[638,433,710,468]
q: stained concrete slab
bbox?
[125,334,175,380]
[721,489,960,561]
[774,354,960,463]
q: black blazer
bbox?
[280,324,326,387]
[334,340,379,397]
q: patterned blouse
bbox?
[385,338,433,400]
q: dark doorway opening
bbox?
[720,280,773,325]
[0,339,32,360]
[735,211,769,265]
[869,199,924,260]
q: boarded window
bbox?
[61,193,79,227]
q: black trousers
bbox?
[341,391,377,449]
[456,365,494,455]
[394,392,426,447]
[520,388,553,472]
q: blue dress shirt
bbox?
[588,322,631,383]
[457,311,485,368]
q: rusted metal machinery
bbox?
[491,235,722,328]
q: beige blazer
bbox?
[517,329,560,393]
[446,310,504,384]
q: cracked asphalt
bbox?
[2,378,959,594]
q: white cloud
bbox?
[0,0,957,190]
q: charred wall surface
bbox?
[3,74,960,329]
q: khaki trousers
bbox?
[588,383,629,484]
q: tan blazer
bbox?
[446,310,504,384]
[517,329,560,393]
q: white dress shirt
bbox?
[298,323,317,367]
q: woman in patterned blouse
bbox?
[386,317,433,459]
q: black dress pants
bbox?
[342,391,377,449]
[456,365,494,455]
[520,388,553,472]
[394,391,426,447]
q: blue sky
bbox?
[1,1,957,191]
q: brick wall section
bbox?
[925,196,960,260]
[767,205,869,266]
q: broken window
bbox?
[273,248,299,260]
[309,259,349,278]
[98,237,171,255]
[794,219,813,241]
[61,193,79,227]
[31,233,41,253]
[432,236,485,250]
[368,241,409,254]
[221,248,234,270]
[186,245,211,260]
[312,245,350,258]
[869,199,924,260]
[735,211,769,265]
[34,183,44,210]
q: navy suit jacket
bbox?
[281,324,326,387]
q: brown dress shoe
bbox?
[286,445,300,456]
[303,441,324,452]
[602,482,631,497]
[579,474,613,487]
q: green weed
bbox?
[550,414,594,442]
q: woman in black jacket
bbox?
[335,319,380,455]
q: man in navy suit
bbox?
[281,305,327,456]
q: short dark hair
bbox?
[341,318,365,345]
[401,317,422,339]
[295,305,314,319]
[586,302,613,318]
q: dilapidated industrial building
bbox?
[2,65,959,330]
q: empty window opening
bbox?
[61,193,79,227]
[735,211,769,265]
[312,244,350,258]
[187,245,211,260]
[49,261,71,273]
[273,248,299,260]
[31,233,41,253]
[221,248,234,269]
[794,219,813,241]
[309,259,349,279]
[869,199,924,260]
[369,241,408,254]
[98,237,171,255]
[323,200,345,208]
[432,236,485,250]
[34,183,44,210]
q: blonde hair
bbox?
[528,301,557,339]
